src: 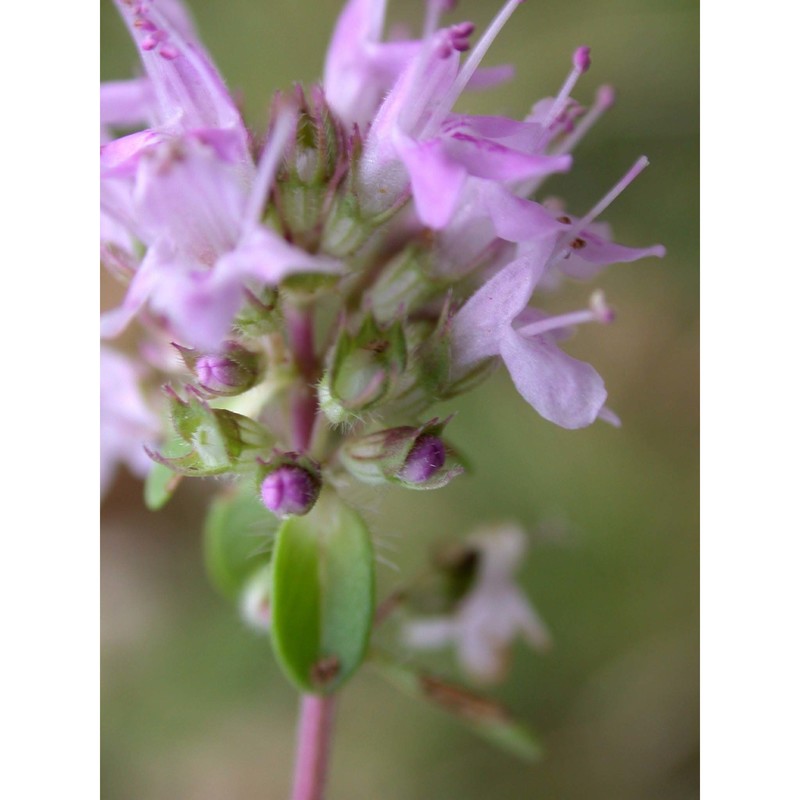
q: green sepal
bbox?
[365,243,443,323]
[373,654,543,762]
[386,303,453,417]
[339,416,465,490]
[233,288,281,337]
[441,357,498,400]
[152,386,273,477]
[318,314,408,424]
[273,84,348,247]
[203,483,278,600]
[143,438,189,510]
[270,489,375,694]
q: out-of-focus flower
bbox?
[405,524,551,683]
[240,565,272,632]
[101,3,341,350]
[100,346,161,497]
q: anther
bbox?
[452,21,475,37]
[540,46,593,133]
[589,290,615,324]
[572,45,591,74]
[551,84,617,158]
[596,84,616,110]
[434,0,524,122]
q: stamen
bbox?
[451,21,475,51]
[570,156,649,236]
[589,289,615,324]
[368,0,388,43]
[436,0,524,117]
[516,290,614,339]
[424,0,459,38]
[434,23,475,58]
[242,105,298,235]
[553,84,615,156]
[540,46,591,133]
[548,156,649,263]
[141,33,160,51]
[159,44,179,60]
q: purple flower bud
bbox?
[196,354,251,395]
[174,342,260,397]
[260,465,320,518]
[397,435,447,484]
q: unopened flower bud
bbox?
[273,85,349,248]
[319,315,407,424]
[148,386,273,476]
[340,418,464,490]
[396,435,447,484]
[175,342,259,397]
[388,310,452,416]
[257,452,322,518]
[365,244,439,323]
[175,342,261,397]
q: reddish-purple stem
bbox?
[285,304,337,800]
[285,304,318,453]
[290,694,337,800]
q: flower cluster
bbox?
[101,0,663,690]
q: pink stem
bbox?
[290,694,337,800]
[285,305,337,799]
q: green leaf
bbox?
[373,655,543,762]
[270,490,375,694]
[203,484,277,600]
[143,439,189,510]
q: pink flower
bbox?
[405,524,551,684]
[449,158,665,428]
[358,0,573,228]
[100,347,161,497]
[324,0,514,129]
[101,2,342,349]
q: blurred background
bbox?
[101,0,698,797]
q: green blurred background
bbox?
[101,0,698,797]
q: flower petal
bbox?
[215,228,343,286]
[499,327,607,428]
[133,137,245,261]
[443,133,572,182]
[559,228,666,280]
[323,0,421,126]
[100,130,164,178]
[477,182,566,243]
[395,136,467,229]
[403,617,458,649]
[450,254,545,368]
[100,242,165,339]
[112,0,248,155]
[152,269,245,351]
[100,78,154,136]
